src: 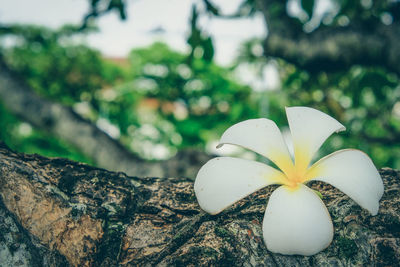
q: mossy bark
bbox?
[0,144,399,266]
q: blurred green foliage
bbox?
[3,26,125,105]
[0,27,257,161]
[126,42,256,152]
[1,0,400,169]
[281,63,400,168]
[237,37,400,168]
[0,102,93,163]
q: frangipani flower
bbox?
[194,107,384,256]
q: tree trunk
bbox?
[0,59,211,179]
[0,144,399,266]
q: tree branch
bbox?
[256,0,400,75]
[79,0,127,31]
[0,58,211,178]
[0,144,399,266]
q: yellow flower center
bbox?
[272,145,320,190]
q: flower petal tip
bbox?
[309,149,384,217]
[368,201,380,216]
[335,125,346,133]
[194,157,280,216]
[262,185,333,256]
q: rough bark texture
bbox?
[0,59,211,179]
[0,144,399,266]
[256,0,400,75]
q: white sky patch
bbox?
[0,0,88,27]
[287,0,336,32]
[235,61,281,92]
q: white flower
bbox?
[194,106,384,256]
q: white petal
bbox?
[263,184,333,256]
[218,118,294,175]
[286,107,345,169]
[194,157,285,215]
[306,149,384,215]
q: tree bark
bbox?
[0,59,211,179]
[0,144,399,266]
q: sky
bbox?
[0,0,267,65]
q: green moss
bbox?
[217,247,237,267]
[337,236,358,259]
[175,192,196,203]
[214,226,230,239]
[213,227,241,266]
[381,214,400,236]
[171,228,187,244]
[58,169,79,193]
[171,246,219,266]
[94,221,125,265]
[376,242,397,266]
[312,189,323,199]
[70,203,87,218]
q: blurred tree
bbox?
[0,0,400,172]
[2,26,124,106]
[202,0,400,74]
[258,0,400,75]
[0,21,254,176]
[0,27,219,178]
[187,5,215,63]
[202,0,400,168]
[125,42,256,157]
